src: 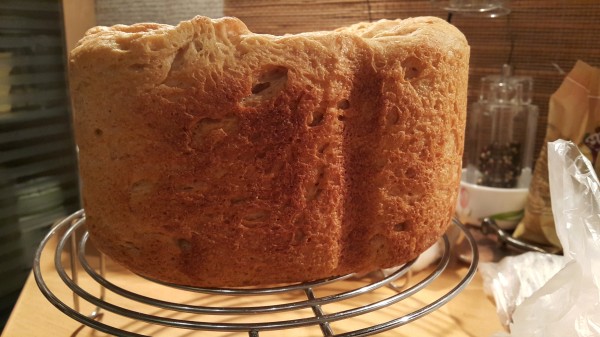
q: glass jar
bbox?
[464,64,538,188]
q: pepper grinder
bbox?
[465,64,538,188]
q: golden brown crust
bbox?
[70,16,469,287]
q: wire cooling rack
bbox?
[33,210,479,337]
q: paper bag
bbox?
[513,60,600,248]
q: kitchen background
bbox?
[1,0,599,331]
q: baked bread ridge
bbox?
[70,15,469,287]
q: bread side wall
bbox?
[70,16,469,286]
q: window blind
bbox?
[0,0,80,326]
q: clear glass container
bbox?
[432,0,511,17]
[465,65,538,188]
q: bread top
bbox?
[69,16,468,94]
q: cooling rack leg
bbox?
[99,252,106,301]
[69,224,80,312]
[305,288,334,336]
[87,253,106,320]
[387,269,412,292]
[69,217,105,320]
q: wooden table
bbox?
[2,229,505,337]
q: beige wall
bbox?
[62,0,97,53]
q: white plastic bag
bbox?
[479,252,567,330]
[484,139,600,337]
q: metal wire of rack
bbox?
[33,210,479,337]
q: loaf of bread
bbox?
[70,15,469,287]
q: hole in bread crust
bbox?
[242,66,289,106]
[337,99,350,110]
[115,37,132,51]
[190,115,239,150]
[402,56,424,80]
[179,181,210,194]
[129,63,148,71]
[196,118,223,131]
[256,151,267,159]
[129,180,154,209]
[177,238,192,252]
[193,40,204,51]
[305,187,323,201]
[94,128,103,136]
[385,106,400,126]
[318,142,330,154]
[405,167,417,179]
[251,81,271,94]
[170,45,189,72]
[131,180,154,194]
[163,43,197,87]
[208,53,216,63]
[308,111,325,127]
[242,210,270,227]
[244,210,268,221]
[304,166,325,200]
[291,229,306,246]
[231,194,251,204]
[147,39,163,52]
[120,241,140,257]
[394,221,409,232]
